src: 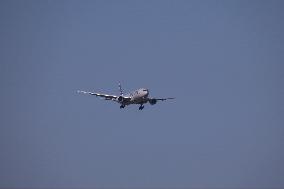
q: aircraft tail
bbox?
[118,82,123,96]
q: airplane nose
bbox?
[145,89,149,96]
[142,89,149,96]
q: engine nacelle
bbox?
[149,99,157,105]
[118,96,124,102]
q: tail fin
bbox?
[118,82,123,96]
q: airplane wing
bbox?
[77,90,118,100]
[154,97,175,101]
[148,97,174,105]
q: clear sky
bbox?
[0,0,283,188]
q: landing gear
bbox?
[120,105,125,109]
[139,104,144,110]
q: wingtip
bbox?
[77,90,86,94]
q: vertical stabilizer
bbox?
[118,82,123,96]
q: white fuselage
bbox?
[123,88,149,105]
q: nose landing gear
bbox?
[120,105,125,109]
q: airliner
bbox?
[77,83,174,110]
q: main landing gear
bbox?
[120,104,144,110]
[139,104,144,110]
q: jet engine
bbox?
[149,99,157,105]
[118,96,124,102]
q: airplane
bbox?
[77,82,174,110]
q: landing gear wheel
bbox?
[120,105,125,109]
[139,105,144,110]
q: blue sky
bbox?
[0,1,283,188]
